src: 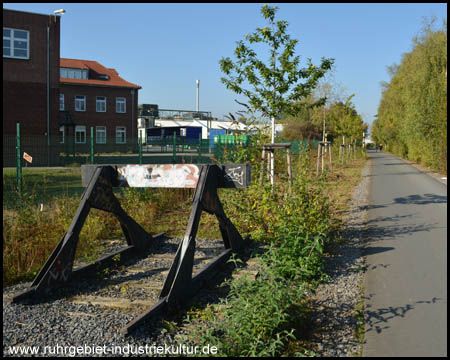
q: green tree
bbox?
[280,70,367,143]
[281,95,324,141]
[327,94,367,144]
[219,4,334,185]
[372,17,446,172]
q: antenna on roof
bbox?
[196,80,199,112]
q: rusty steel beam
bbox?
[12,166,155,303]
[122,247,237,336]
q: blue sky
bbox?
[4,3,447,132]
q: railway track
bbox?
[3,235,264,355]
[4,163,259,355]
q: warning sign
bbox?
[23,152,32,163]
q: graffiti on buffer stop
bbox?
[47,255,73,285]
[224,166,244,186]
[117,164,200,188]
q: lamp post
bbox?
[47,9,65,165]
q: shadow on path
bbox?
[363,296,442,336]
[393,193,447,205]
[358,193,447,211]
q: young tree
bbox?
[219,4,334,186]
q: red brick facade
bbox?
[60,80,139,146]
[3,9,60,137]
[59,58,141,150]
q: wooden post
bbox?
[286,147,292,194]
[259,147,266,185]
[261,143,291,188]
[316,142,321,175]
[321,143,324,174]
[328,143,333,173]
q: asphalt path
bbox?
[363,150,447,356]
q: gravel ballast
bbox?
[305,159,371,357]
[3,236,232,357]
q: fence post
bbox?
[16,123,22,205]
[90,127,94,164]
[198,133,202,163]
[72,131,76,159]
[172,132,176,164]
[138,132,143,165]
[65,126,70,162]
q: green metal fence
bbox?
[3,132,322,168]
[3,133,213,168]
[277,138,321,155]
[213,136,321,160]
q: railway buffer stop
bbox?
[12,163,251,335]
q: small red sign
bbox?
[23,152,32,163]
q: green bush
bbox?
[178,145,332,356]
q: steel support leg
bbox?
[12,166,153,303]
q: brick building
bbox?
[59,58,141,152]
[3,8,142,165]
[3,8,60,137]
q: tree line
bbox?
[281,89,368,145]
[371,18,447,174]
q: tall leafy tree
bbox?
[327,94,367,143]
[372,17,446,173]
[219,4,334,185]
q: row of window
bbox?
[60,126,127,144]
[60,94,126,113]
[3,27,29,59]
[60,67,89,79]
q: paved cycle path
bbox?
[363,150,447,357]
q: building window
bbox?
[61,68,88,79]
[60,94,64,111]
[96,126,106,144]
[116,127,126,144]
[116,97,126,113]
[75,126,86,144]
[96,96,106,112]
[59,126,65,144]
[75,96,86,112]
[3,28,29,59]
